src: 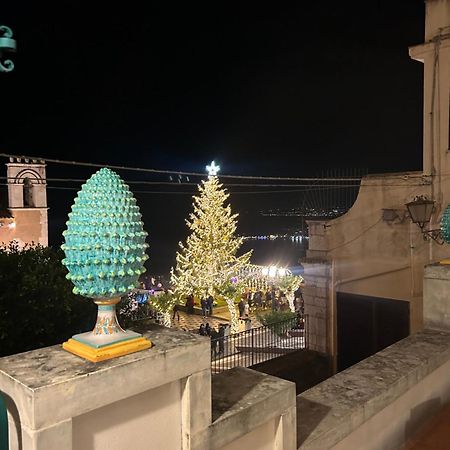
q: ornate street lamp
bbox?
[405,196,444,245]
[0,26,16,73]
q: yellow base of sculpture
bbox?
[63,336,152,363]
[440,259,450,265]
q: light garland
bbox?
[171,175,252,330]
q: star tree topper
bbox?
[206,160,220,177]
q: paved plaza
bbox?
[170,306,261,334]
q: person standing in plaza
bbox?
[254,290,262,309]
[207,293,214,316]
[201,296,208,317]
[172,303,180,321]
[218,324,225,354]
[238,298,245,318]
[279,290,287,310]
[271,287,277,311]
[186,293,195,314]
[264,289,271,310]
[210,327,219,357]
[294,285,305,314]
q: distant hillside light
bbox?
[0,25,16,72]
[61,168,152,362]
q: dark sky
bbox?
[0,1,426,272]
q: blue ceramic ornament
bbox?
[441,204,450,243]
[61,167,148,298]
[61,168,152,361]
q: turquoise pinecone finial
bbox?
[61,168,149,298]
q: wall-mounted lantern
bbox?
[405,196,444,245]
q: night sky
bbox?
[1,1,426,273]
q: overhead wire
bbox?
[0,176,428,189]
[0,151,367,182]
[0,176,362,187]
[0,183,363,195]
[0,151,437,180]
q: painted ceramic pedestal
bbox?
[63,297,152,363]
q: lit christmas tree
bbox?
[171,162,251,332]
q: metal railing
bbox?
[211,314,308,374]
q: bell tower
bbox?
[5,157,48,247]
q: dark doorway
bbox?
[337,293,409,372]
[23,177,34,207]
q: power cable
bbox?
[0,152,365,181]
[327,218,383,252]
[0,183,361,195]
[0,176,427,189]
[0,176,362,187]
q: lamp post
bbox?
[0,26,16,73]
[405,196,444,245]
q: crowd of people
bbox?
[237,286,304,318]
[174,286,305,355]
[183,293,215,317]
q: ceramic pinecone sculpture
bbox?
[61,168,148,298]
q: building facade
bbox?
[303,0,450,371]
[0,157,48,248]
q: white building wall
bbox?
[305,0,450,362]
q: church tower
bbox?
[1,157,48,247]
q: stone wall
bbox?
[0,324,297,450]
[73,381,182,450]
[297,328,450,449]
[211,368,296,450]
[296,261,450,449]
[1,159,48,247]
[301,259,330,355]
[6,209,48,247]
[303,0,450,365]
[423,263,450,331]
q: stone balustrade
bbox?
[0,323,296,450]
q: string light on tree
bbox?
[171,163,251,332]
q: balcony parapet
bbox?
[297,328,450,449]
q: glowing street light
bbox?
[206,160,220,177]
[268,266,278,278]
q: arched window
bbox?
[23,177,34,207]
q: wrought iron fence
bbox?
[211,314,308,374]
